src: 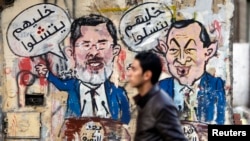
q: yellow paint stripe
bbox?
[98,7,130,13]
[98,6,174,14]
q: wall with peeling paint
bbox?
[0,0,234,140]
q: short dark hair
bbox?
[70,14,118,49]
[166,19,213,48]
[135,51,162,85]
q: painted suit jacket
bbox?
[47,72,131,124]
[159,72,226,125]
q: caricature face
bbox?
[166,23,212,86]
[73,23,119,84]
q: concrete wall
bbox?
[0,0,234,140]
[233,43,249,107]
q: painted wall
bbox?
[0,0,234,140]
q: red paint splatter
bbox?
[18,57,48,86]
[213,20,223,45]
[37,26,45,34]
[18,58,32,86]
[117,48,126,81]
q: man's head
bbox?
[66,14,121,85]
[127,51,162,89]
[159,19,217,86]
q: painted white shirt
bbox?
[174,79,200,109]
[80,83,110,118]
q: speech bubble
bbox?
[119,2,173,52]
[7,3,71,59]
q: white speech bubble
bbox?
[7,3,71,58]
[119,2,173,52]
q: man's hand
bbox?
[35,64,48,76]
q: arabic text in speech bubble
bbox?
[119,2,173,52]
[7,3,71,58]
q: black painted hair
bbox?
[166,19,213,48]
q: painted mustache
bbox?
[86,57,104,71]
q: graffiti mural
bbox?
[4,2,131,140]
[118,0,233,140]
[158,19,226,125]
[0,0,234,140]
[35,14,131,124]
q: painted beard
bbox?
[75,61,113,85]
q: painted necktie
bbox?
[90,89,98,116]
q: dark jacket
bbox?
[133,85,187,141]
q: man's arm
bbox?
[155,105,187,141]
[35,63,73,91]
